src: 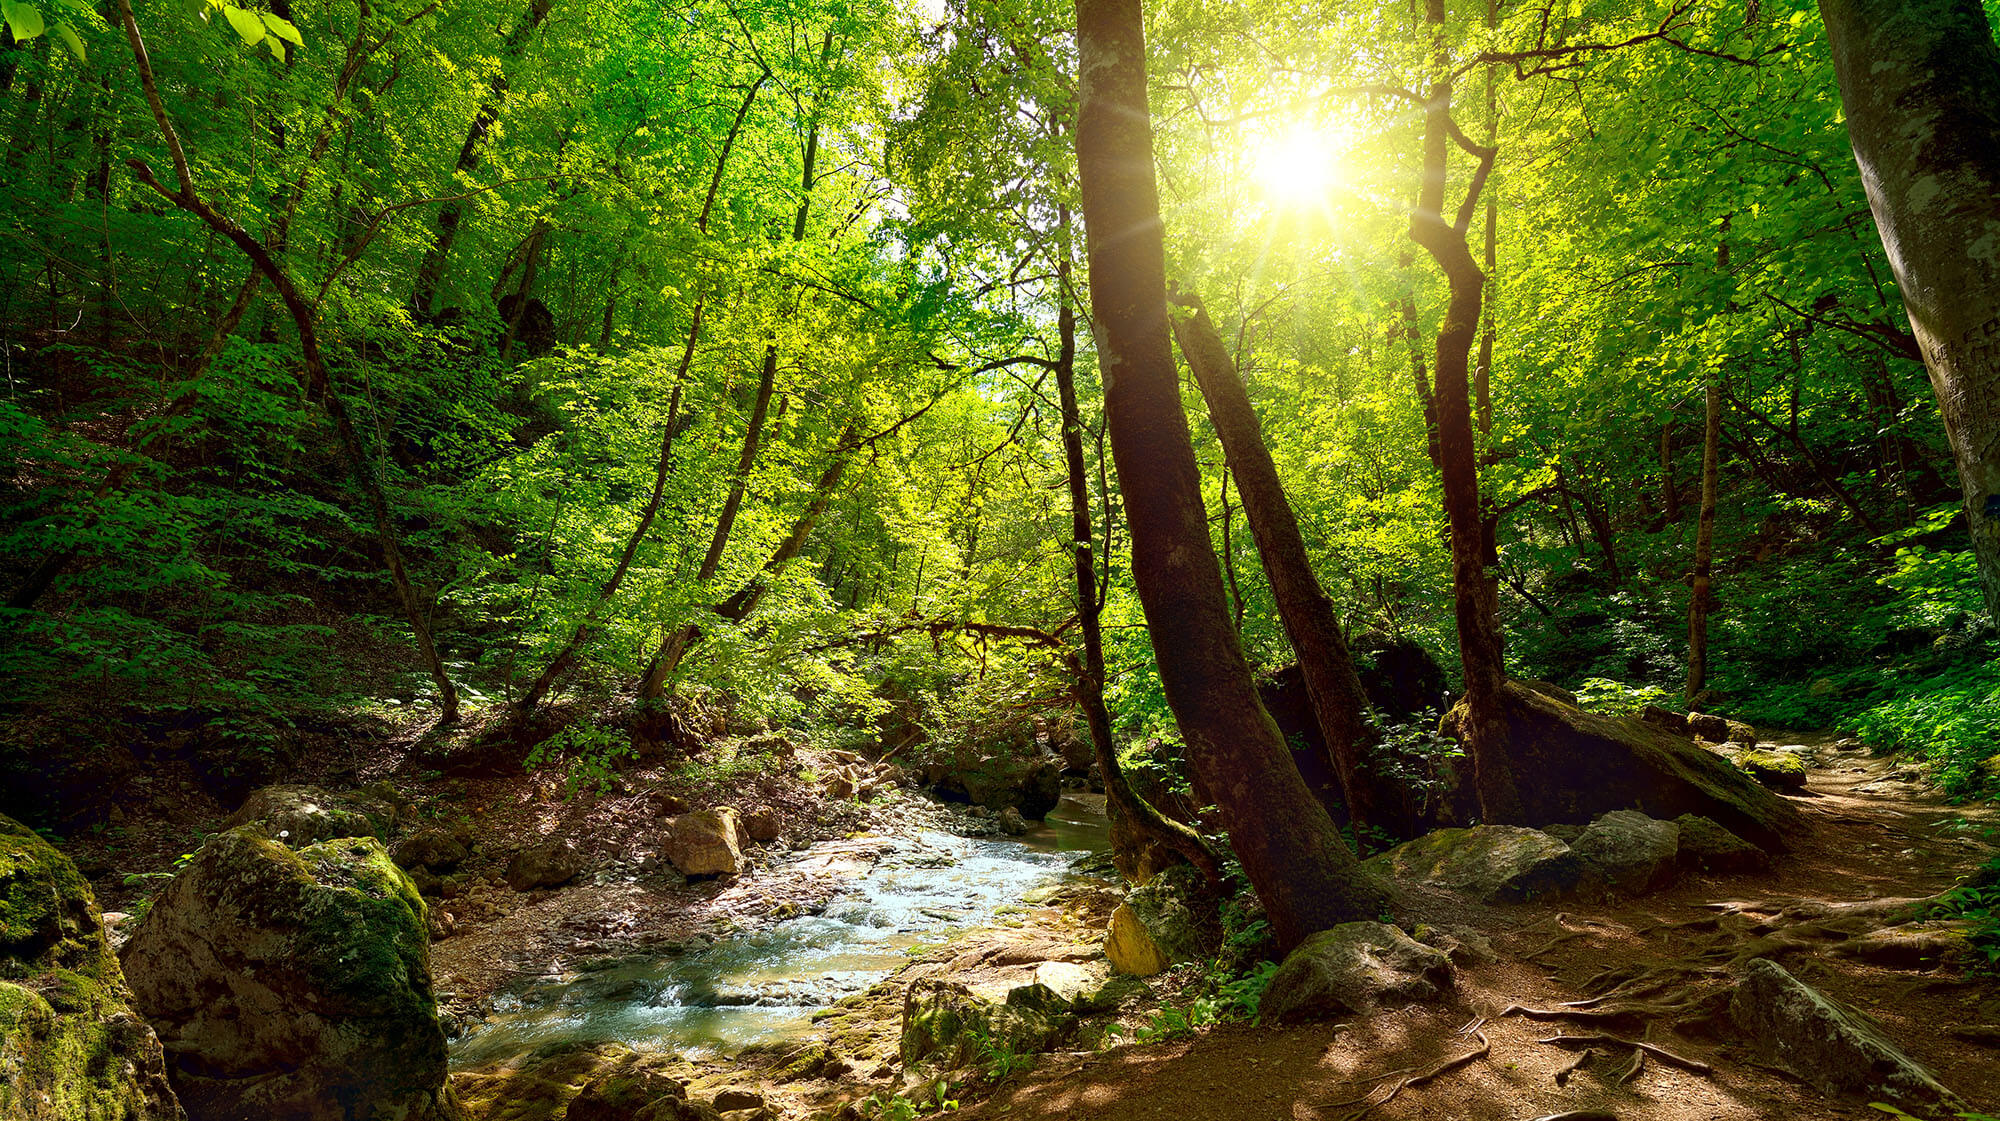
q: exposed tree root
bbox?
[1530,1111,1619,1121]
[1328,1020,1492,1120]
[1551,1047,1594,1086]
[1532,1033,1712,1076]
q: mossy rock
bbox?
[1675,814,1771,873]
[1733,749,1809,790]
[452,1043,700,1121]
[224,784,396,847]
[1365,825,1594,904]
[0,815,183,1121]
[120,826,456,1121]
[1439,681,1802,848]
[899,978,1073,1073]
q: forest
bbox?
[1,0,1997,1118]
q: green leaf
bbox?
[222,4,263,45]
[263,32,281,58]
[258,9,300,45]
[53,19,81,60]
[3,0,47,42]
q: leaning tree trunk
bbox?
[1687,381,1722,705]
[1819,0,2000,622]
[1171,292,1385,830]
[1073,0,1382,950]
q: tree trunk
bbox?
[1073,0,1381,949]
[1687,381,1722,705]
[697,345,780,581]
[1171,292,1384,829]
[1819,0,2000,620]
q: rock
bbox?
[1674,813,1771,873]
[1365,825,1595,904]
[712,1088,764,1112]
[1260,922,1455,1024]
[899,978,1072,1072]
[508,838,585,891]
[1440,682,1802,848]
[224,783,394,846]
[927,747,1062,819]
[1412,923,1495,966]
[1540,823,1585,844]
[1729,958,1963,1110]
[1570,810,1681,894]
[1725,720,1759,747]
[997,807,1028,835]
[394,825,471,871]
[120,827,453,1121]
[1733,749,1808,790]
[1638,704,1691,736]
[1688,712,1730,740]
[569,1064,712,1121]
[664,808,745,877]
[742,806,783,842]
[1350,631,1451,720]
[1520,679,1578,707]
[1103,865,1213,976]
[0,815,183,1121]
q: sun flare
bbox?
[1251,123,1348,209]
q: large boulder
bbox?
[1729,958,1963,1111]
[1733,749,1808,791]
[1351,631,1450,721]
[1570,810,1681,894]
[899,978,1073,1072]
[926,747,1062,819]
[1638,705,1691,737]
[224,784,396,846]
[1365,825,1594,904]
[507,839,585,891]
[393,825,471,872]
[0,816,183,1121]
[1439,681,1802,848]
[120,827,457,1121]
[1103,864,1213,976]
[663,808,744,877]
[1260,922,1455,1024]
[1674,813,1771,874]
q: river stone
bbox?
[741,806,782,842]
[998,806,1028,835]
[0,815,183,1121]
[1734,748,1808,790]
[1729,958,1963,1110]
[508,838,585,891]
[1570,810,1681,894]
[120,827,455,1121]
[1103,864,1211,976]
[900,978,1072,1072]
[1439,682,1801,848]
[224,783,394,846]
[1260,922,1455,1024]
[1674,813,1770,873]
[664,808,744,877]
[1365,825,1594,904]
[926,746,1062,819]
[568,1061,714,1121]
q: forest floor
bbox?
[945,736,2000,1121]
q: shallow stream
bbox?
[449,795,1110,1069]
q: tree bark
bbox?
[1171,292,1384,829]
[1819,0,2000,620]
[1687,381,1722,705]
[1073,0,1381,949]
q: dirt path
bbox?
[950,741,1998,1121]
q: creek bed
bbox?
[449,794,1109,1069]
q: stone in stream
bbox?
[1729,958,1964,1111]
[0,814,183,1121]
[119,827,455,1121]
[507,837,585,890]
[1569,810,1681,894]
[1364,825,1596,904]
[664,807,745,877]
[742,806,783,842]
[1259,922,1455,1024]
[997,806,1028,835]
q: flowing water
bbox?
[449,795,1110,1069]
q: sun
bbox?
[1250,122,1349,210]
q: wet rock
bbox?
[1365,825,1594,904]
[1674,813,1771,873]
[664,808,745,877]
[224,783,395,846]
[395,824,471,871]
[900,978,1072,1072]
[0,815,183,1121]
[1734,749,1808,790]
[1440,682,1801,848]
[508,839,585,891]
[1260,922,1455,1024]
[569,1063,714,1121]
[120,827,452,1121]
[1103,865,1212,976]
[742,806,783,842]
[1570,810,1681,894]
[998,807,1028,835]
[1730,958,1963,1110]
[1638,704,1691,737]
[925,747,1062,819]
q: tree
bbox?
[1819,0,2000,622]
[1072,0,1382,950]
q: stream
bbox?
[449,794,1111,1069]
